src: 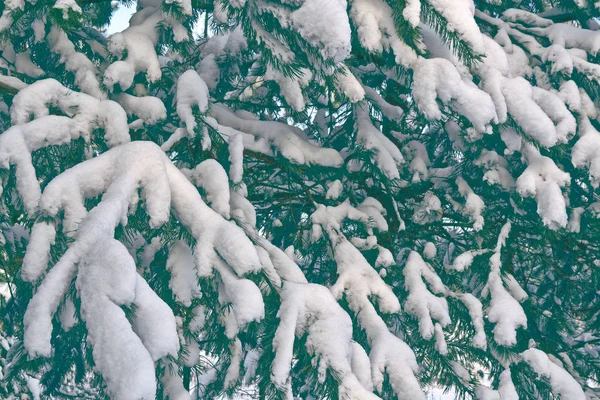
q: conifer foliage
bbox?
[0,0,600,398]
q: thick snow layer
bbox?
[572,117,600,188]
[166,241,201,306]
[290,0,351,63]
[434,323,448,355]
[21,141,263,395]
[483,224,527,347]
[119,94,167,125]
[132,273,180,361]
[456,177,485,231]
[272,281,379,398]
[107,8,163,82]
[356,104,404,179]
[177,70,210,140]
[47,27,103,98]
[311,202,424,399]
[104,61,135,91]
[211,104,342,166]
[428,0,485,54]
[11,79,129,147]
[183,159,231,218]
[403,251,450,340]
[403,0,421,27]
[15,51,44,78]
[350,0,418,67]
[500,77,575,148]
[214,255,264,338]
[75,239,160,400]
[326,180,344,200]
[423,242,437,259]
[542,24,600,56]
[458,293,486,349]
[264,66,312,112]
[21,222,56,282]
[521,349,586,400]
[502,9,553,27]
[161,362,191,400]
[407,141,432,183]
[413,57,497,132]
[475,150,515,190]
[516,143,570,229]
[336,65,366,102]
[3,80,128,212]
[498,369,518,400]
[228,134,244,184]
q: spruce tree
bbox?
[0,0,599,399]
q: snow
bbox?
[54,0,82,18]
[214,255,264,338]
[456,176,485,231]
[350,0,418,67]
[428,0,485,54]
[457,293,486,349]
[11,79,129,147]
[500,77,574,148]
[166,241,201,306]
[413,192,442,225]
[403,251,450,340]
[224,338,242,388]
[228,133,244,184]
[20,141,264,400]
[15,51,44,78]
[434,323,448,355]
[119,94,167,125]
[211,103,343,167]
[521,348,586,400]
[47,27,103,98]
[363,85,404,121]
[2,79,129,213]
[290,0,351,63]
[326,180,343,200]
[336,65,366,102]
[132,273,180,361]
[475,150,515,189]
[483,223,528,347]
[409,143,433,184]
[516,143,570,229]
[311,202,424,399]
[356,103,404,179]
[423,242,437,259]
[76,239,159,400]
[161,363,190,400]
[104,61,135,91]
[475,385,499,400]
[543,23,600,56]
[502,9,553,27]
[572,116,600,188]
[60,296,78,331]
[412,57,497,132]
[272,281,378,398]
[107,8,163,83]
[403,0,421,27]
[182,159,231,218]
[498,369,518,400]
[21,222,56,282]
[25,376,41,400]
[177,70,210,144]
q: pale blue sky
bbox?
[106,2,136,35]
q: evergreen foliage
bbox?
[0,0,599,399]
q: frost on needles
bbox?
[0,0,599,399]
